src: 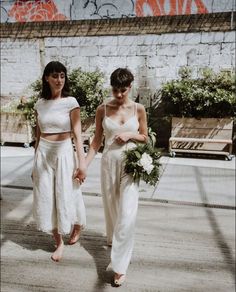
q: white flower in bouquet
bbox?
[138,152,154,174]
[124,143,161,186]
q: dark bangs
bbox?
[110,68,134,88]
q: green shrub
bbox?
[68,68,108,121]
[10,68,108,127]
[161,67,235,118]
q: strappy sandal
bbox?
[114,274,126,287]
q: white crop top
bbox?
[34,96,79,133]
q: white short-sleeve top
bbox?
[34,96,79,133]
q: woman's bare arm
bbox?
[85,105,104,167]
[34,114,41,152]
[70,108,87,180]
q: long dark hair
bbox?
[41,61,70,99]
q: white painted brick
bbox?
[138,67,156,77]
[136,34,161,45]
[79,45,99,56]
[201,32,225,43]
[231,56,236,67]
[197,54,210,66]
[135,77,147,87]
[45,37,62,47]
[147,55,169,67]
[160,33,185,45]
[1,39,39,50]
[70,57,90,71]
[224,31,235,43]
[183,33,201,44]
[221,43,235,55]
[118,35,138,46]
[155,67,174,78]
[1,27,234,99]
[1,63,41,96]
[171,55,188,67]
[88,56,107,68]
[186,50,199,66]
[137,45,157,56]
[209,54,232,67]
[45,47,61,57]
[179,45,198,55]
[99,46,118,56]
[117,46,138,56]
[97,36,118,46]
[157,44,178,56]
[197,44,221,55]
[211,1,235,12]
[60,47,78,56]
[126,56,146,69]
[99,56,127,73]
[148,77,159,90]
[60,36,99,47]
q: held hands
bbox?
[73,166,87,184]
[115,132,132,144]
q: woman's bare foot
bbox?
[51,229,64,262]
[68,224,81,245]
[51,241,64,262]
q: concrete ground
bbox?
[1,146,235,292]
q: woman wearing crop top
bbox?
[32,61,86,262]
[85,68,148,286]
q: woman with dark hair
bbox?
[32,61,86,261]
[86,68,148,286]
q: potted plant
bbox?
[150,67,235,157]
[1,93,38,147]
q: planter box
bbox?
[1,112,34,147]
[169,117,233,160]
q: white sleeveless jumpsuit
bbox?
[101,103,139,275]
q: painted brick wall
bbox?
[1,30,235,104]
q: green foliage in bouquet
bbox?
[124,143,161,186]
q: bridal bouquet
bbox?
[123,143,161,186]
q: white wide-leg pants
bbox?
[32,137,86,234]
[101,144,139,275]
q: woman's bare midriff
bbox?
[41,132,72,141]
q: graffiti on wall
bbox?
[2,0,213,23]
[77,0,208,19]
[8,0,67,22]
[136,0,208,16]
[82,0,135,19]
[1,5,9,22]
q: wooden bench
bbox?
[169,117,233,160]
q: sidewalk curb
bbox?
[2,184,235,210]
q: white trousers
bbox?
[32,137,86,235]
[101,145,139,274]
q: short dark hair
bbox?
[110,68,134,88]
[41,61,70,99]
